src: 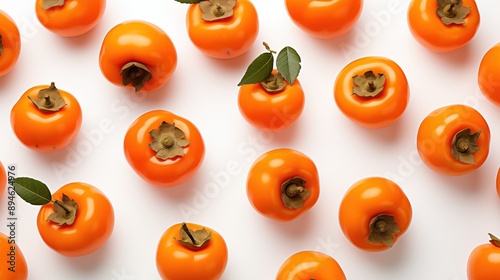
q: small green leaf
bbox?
[276,46,301,85]
[174,0,203,4]
[13,177,52,205]
[237,52,274,86]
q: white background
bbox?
[1,0,499,279]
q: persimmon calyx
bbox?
[28,82,67,112]
[11,177,77,226]
[368,214,400,247]
[199,0,236,21]
[47,194,78,226]
[149,121,190,160]
[436,0,470,25]
[261,72,286,93]
[0,34,3,56]
[42,0,65,10]
[120,62,152,92]
[281,177,310,209]
[175,222,212,250]
[451,128,481,164]
[352,71,386,97]
[489,233,500,247]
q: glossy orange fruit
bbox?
[339,177,412,252]
[408,0,480,52]
[35,0,106,37]
[0,9,21,77]
[276,250,346,280]
[156,222,228,280]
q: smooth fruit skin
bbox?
[416,104,490,176]
[0,232,28,280]
[0,10,21,77]
[478,43,500,106]
[35,0,106,37]
[99,20,177,92]
[407,0,480,52]
[467,243,500,279]
[338,177,412,252]
[186,0,259,59]
[238,70,305,131]
[246,148,320,222]
[10,84,82,152]
[276,251,346,280]
[124,110,205,188]
[334,56,409,129]
[156,222,228,280]
[37,182,114,257]
[285,0,363,39]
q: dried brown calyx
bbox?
[121,62,152,92]
[43,0,65,10]
[489,233,500,247]
[199,0,236,21]
[149,121,190,160]
[436,0,471,25]
[174,223,212,250]
[28,82,67,112]
[46,194,78,226]
[261,72,286,93]
[451,128,481,164]
[352,71,386,97]
[368,214,400,247]
[281,177,310,209]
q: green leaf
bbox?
[174,0,203,4]
[13,177,52,205]
[276,46,301,85]
[237,52,274,86]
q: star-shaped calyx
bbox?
[28,82,67,112]
[368,214,400,247]
[174,223,212,250]
[199,0,236,21]
[436,0,471,25]
[149,121,190,160]
[42,0,65,10]
[352,71,386,97]
[46,194,78,226]
[451,128,481,164]
[281,177,310,209]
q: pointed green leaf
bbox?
[174,0,203,4]
[237,52,274,86]
[13,177,52,205]
[276,46,301,85]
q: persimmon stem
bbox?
[162,136,175,148]
[366,81,377,92]
[120,61,152,92]
[375,219,388,233]
[285,184,305,197]
[443,3,457,17]
[44,95,54,108]
[457,138,469,152]
[53,200,71,216]
[263,42,276,54]
[212,3,225,16]
[181,223,197,245]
